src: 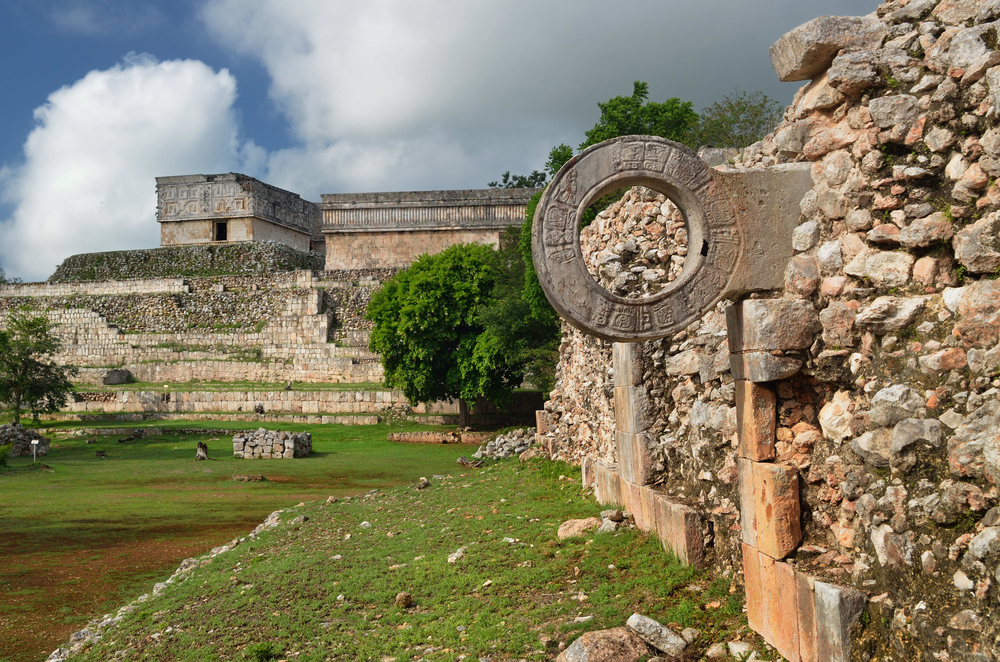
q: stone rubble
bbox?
[472,427,537,459]
[1,424,50,457]
[232,428,312,459]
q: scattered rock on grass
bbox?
[625,613,687,657]
[556,627,650,662]
[557,517,602,539]
[394,592,412,608]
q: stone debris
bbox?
[232,428,311,459]
[625,613,687,657]
[555,627,650,662]
[1,424,50,457]
[394,591,412,608]
[447,547,467,563]
[556,517,602,539]
[472,427,536,459]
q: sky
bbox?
[0,0,877,281]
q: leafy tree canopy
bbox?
[580,81,699,150]
[367,244,523,418]
[0,311,77,425]
[488,170,547,189]
[689,89,784,149]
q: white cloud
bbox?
[200,0,877,196]
[0,54,257,281]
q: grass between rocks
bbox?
[0,421,465,662]
[63,460,745,662]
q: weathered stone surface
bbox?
[557,517,602,539]
[843,250,914,287]
[968,527,1000,558]
[762,561,801,662]
[891,418,942,471]
[742,543,767,640]
[919,347,968,372]
[812,581,867,662]
[730,299,821,352]
[594,462,623,507]
[854,296,926,335]
[617,430,654,486]
[898,212,954,247]
[651,490,705,567]
[770,15,888,82]
[625,614,687,657]
[955,279,1000,347]
[612,342,643,387]
[820,300,858,347]
[887,0,938,22]
[731,351,804,383]
[819,390,854,443]
[828,50,882,95]
[792,221,821,252]
[851,429,892,467]
[614,386,650,434]
[869,94,920,128]
[102,368,133,385]
[786,255,821,296]
[556,627,650,662]
[736,381,777,461]
[870,384,927,427]
[817,240,844,272]
[739,458,758,548]
[933,0,983,24]
[953,214,1000,273]
[753,461,802,559]
[948,400,1000,484]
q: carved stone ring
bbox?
[532,136,812,342]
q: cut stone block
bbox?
[581,457,595,487]
[753,461,803,559]
[730,351,804,383]
[770,15,887,82]
[745,545,772,643]
[735,380,777,460]
[765,561,801,662]
[594,462,622,507]
[622,479,645,530]
[653,491,706,567]
[617,430,654,485]
[738,457,758,548]
[638,485,658,534]
[535,409,552,434]
[812,581,867,662]
[796,572,818,662]
[614,385,651,434]
[727,299,821,352]
[612,342,643,387]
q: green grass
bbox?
[0,421,469,662]
[60,460,743,662]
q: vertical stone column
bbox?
[728,299,864,662]
[612,342,654,486]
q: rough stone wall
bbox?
[0,270,387,386]
[49,242,323,282]
[546,3,1000,659]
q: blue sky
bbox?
[0,0,876,281]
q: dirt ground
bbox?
[0,522,256,662]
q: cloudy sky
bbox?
[0,0,875,281]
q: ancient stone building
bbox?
[156,174,537,270]
[321,188,539,270]
[156,173,323,254]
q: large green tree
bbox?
[0,311,77,425]
[689,89,784,149]
[580,81,699,150]
[367,244,522,427]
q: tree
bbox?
[488,170,547,189]
[0,265,20,284]
[689,89,784,149]
[367,244,521,427]
[0,311,77,425]
[580,81,699,150]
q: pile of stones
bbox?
[582,187,688,299]
[472,427,536,459]
[1,424,50,457]
[233,428,311,459]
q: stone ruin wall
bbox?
[0,269,384,388]
[541,2,1000,660]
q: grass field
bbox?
[65,460,746,662]
[0,421,472,662]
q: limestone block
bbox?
[651,490,706,567]
[614,386,650,434]
[735,381,777,461]
[617,430,654,486]
[763,560,801,662]
[753,461,802,559]
[535,409,552,435]
[612,342,643,387]
[742,543,769,641]
[730,351,803,383]
[811,581,867,662]
[769,15,888,82]
[594,462,622,506]
[738,458,758,548]
[622,480,645,530]
[726,299,820,353]
[796,571,818,662]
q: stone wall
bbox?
[48,242,324,282]
[233,429,312,459]
[544,4,1000,658]
[0,270,385,386]
[324,229,505,270]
